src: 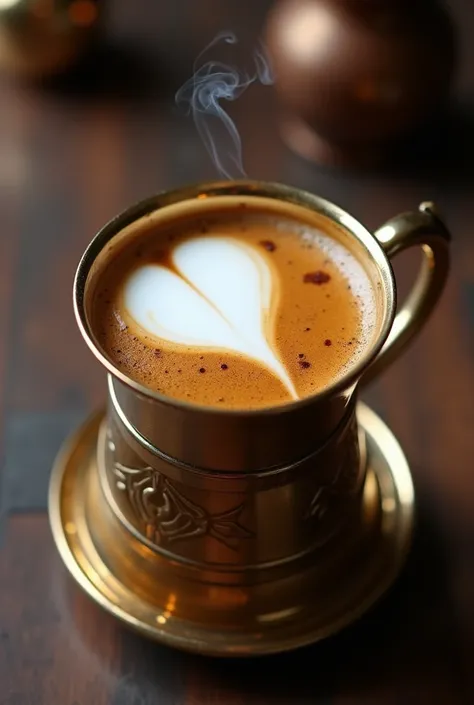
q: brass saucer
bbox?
[48,403,414,657]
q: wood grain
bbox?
[0,0,473,703]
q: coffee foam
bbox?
[277,218,378,376]
[253,216,377,370]
[91,201,380,409]
[123,236,298,398]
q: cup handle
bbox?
[361,201,451,385]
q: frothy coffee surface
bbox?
[91,202,377,409]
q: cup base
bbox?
[48,402,414,657]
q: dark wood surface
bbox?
[1,1,474,703]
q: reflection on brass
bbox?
[48,180,450,654]
[48,403,414,656]
[0,0,101,78]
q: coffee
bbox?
[88,197,378,409]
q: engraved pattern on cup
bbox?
[100,399,365,571]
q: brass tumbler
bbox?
[52,180,451,655]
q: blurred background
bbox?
[0,0,471,427]
[0,1,473,703]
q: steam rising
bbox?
[176,32,273,179]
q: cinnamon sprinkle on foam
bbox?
[303,270,331,285]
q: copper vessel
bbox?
[265,0,457,166]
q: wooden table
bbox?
[1,1,473,702]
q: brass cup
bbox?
[73,180,450,640]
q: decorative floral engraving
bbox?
[111,459,252,549]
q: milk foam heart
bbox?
[94,207,378,409]
[123,236,298,398]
